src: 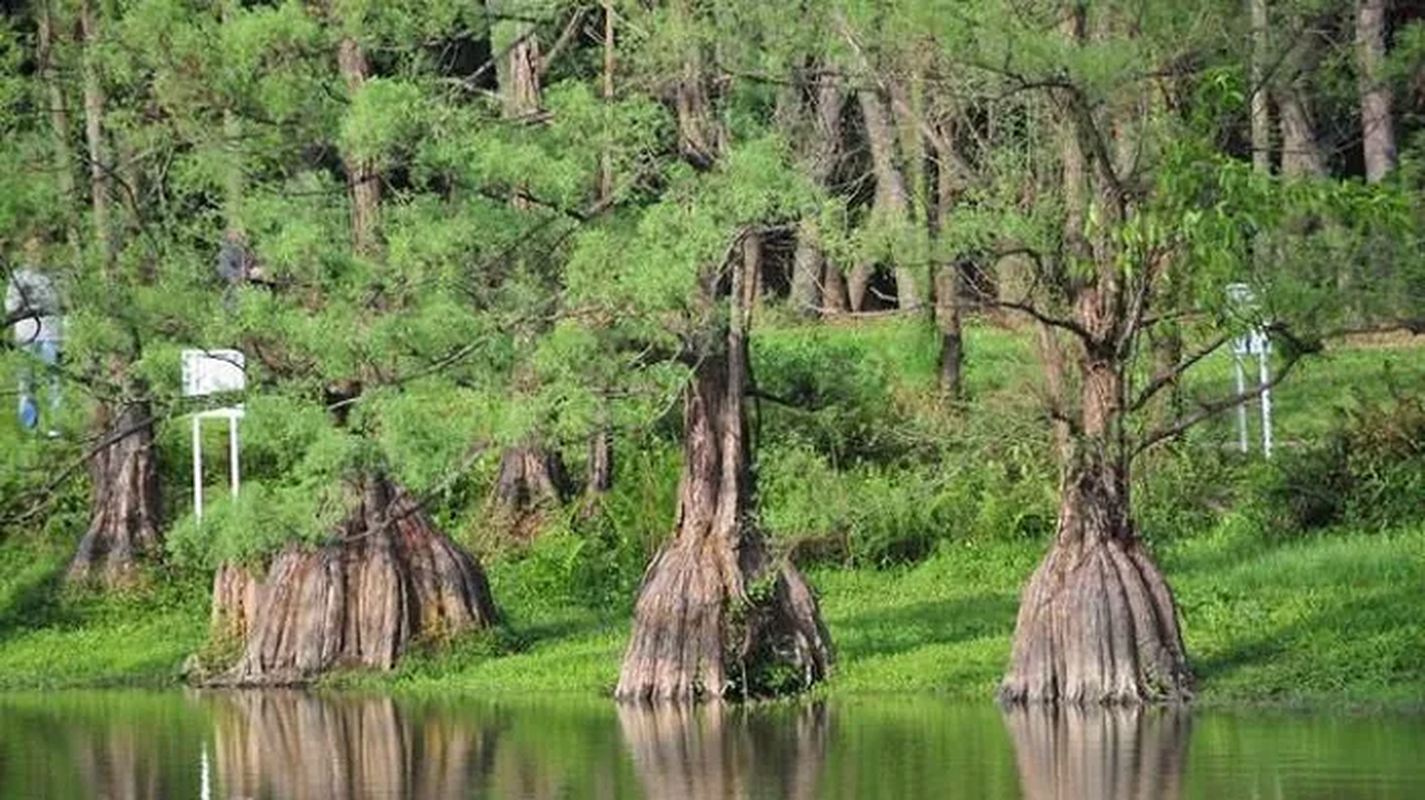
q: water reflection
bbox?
[2,691,1423,800]
[617,703,827,800]
[1003,705,1190,800]
[208,691,499,799]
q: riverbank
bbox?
[3,319,1421,705]
[2,517,1421,707]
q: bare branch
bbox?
[537,7,591,78]
[1128,333,1230,413]
[1132,332,1309,459]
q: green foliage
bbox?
[1252,384,1425,536]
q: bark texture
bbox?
[616,250,830,702]
[1357,0,1396,182]
[856,88,919,310]
[1276,31,1326,180]
[1000,445,1191,704]
[210,474,496,685]
[337,36,381,255]
[1249,0,1272,174]
[790,72,844,317]
[68,403,161,587]
[1004,705,1190,800]
[79,0,112,264]
[491,443,570,536]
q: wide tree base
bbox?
[615,542,830,702]
[204,474,497,686]
[67,403,161,588]
[1000,536,1191,705]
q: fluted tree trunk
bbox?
[1001,3,1191,705]
[615,234,830,702]
[210,475,497,685]
[1357,0,1396,183]
[69,403,161,585]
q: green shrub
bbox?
[1252,388,1425,534]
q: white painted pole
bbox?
[1259,350,1274,459]
[192,415,204,521]
[1234,352,1250,453]
[229,413,240,499]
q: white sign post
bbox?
[181,349,246,520]
[1225,284,1273,458]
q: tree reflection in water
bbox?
[616,702,827,800]
[206,691,499,800]
[1002,705,1190,800]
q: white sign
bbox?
[181,349,245,397]
[182,348,246,520]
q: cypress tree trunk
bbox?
[492,442,571,534]
[616,248,830,702]
[790,73,844,317]
[857,88,919,310]
[68,402,161,586]
[1000,436,1191,703]
[1003,2,1190,705]
[209,474,497,685]
[1357,0,1396,183]
[1276,31,1326,180]
[79,0,113,265]
[933,129,964,399]
[822,262,849,315]
[337,36,381,255]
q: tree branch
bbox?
[1132,332,1310,459]
[1128,333,1230,413]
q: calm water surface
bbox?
[0,691,1422,799]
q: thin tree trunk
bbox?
[791,73,844,317]
[857,88,919,310]
[600,0,615,199]
[1249,0,1272,174]
[932,120,964,399]
[78,0,112,267]
[337,37,381,255]
[616,237,830,702]
[37,2,80,258]
[1276,31,1326,180]
[491,442,570,535]
[1357,0,1396,182]
[209,474,497,685]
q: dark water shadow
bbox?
[1002,705,1191,800]
[617,702,828,800]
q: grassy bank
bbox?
[1,319,1421,705]
[1,518,1421,705]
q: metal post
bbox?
[192,415,204,520]
[1259,350,1274,459]
[1234,352,1249,453]
[229,412,240,498]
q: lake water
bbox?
[0,691,1422,799]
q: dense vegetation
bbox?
[0,0,1422,703]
